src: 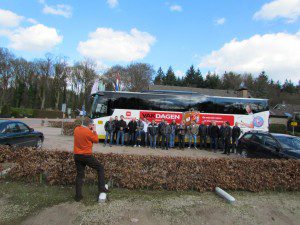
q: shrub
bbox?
[62,119,82,135]
[0,146,299,192]
[48,121,62,128]
[0,104,11,117]
[11,107,34,118]
[269,124,287,134]
[33,109,63,119]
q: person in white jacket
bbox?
[142,118,150,147]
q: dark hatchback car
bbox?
[0,120,44,148]
[237,131,300,159]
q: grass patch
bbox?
[0,180,299,225]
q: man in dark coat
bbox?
[198,122,208,149]
[127,118,137,147]
[223,121,232,155]
[231,122,241,153]
[104,117,115,147]
[176,121,187,150]
[148,120,158,148]
[210,121,219,153]
[219,122,226,152]
[157,119,165,148]
[116,115,127,146]
[161,121,171,150]
[112,116,119,144]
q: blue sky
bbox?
[0,0,300,82]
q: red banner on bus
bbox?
[200,114,234,126]
[184,112,234,126]
[140,111,182,123]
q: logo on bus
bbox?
[126,111,131,116]
[140,111,182,123]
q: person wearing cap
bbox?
[73,117,108,202]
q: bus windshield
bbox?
[91,95,108,118]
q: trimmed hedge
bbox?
[0,104,12,117]
[0,146,299,192]
[0,107,63,119]
[269,124,287,134]
[11,107,34,118]
[48,120,81,135]
[33,109,63,119]
[48,121,63,128]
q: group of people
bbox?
[104,116,242,154]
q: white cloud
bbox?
[107,0,119,8]
[175,70,185,78]
[77,27,156,62]
[215,17,226,25]
[42,4,72,18]
[0,24,63,51]
[199,32,300,83]
[27,18,38,24]
[254,0,300,23]
[170,4,182,12]
[0,8,24,27]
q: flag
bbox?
[115,72,121,91]
[91,80,99,95]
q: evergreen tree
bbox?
[164,66,177,86]
[221,71,242,90]
[204,71,221,89]
[153,67,165,85]
[184,65,203,87]
[176,76,183,86]
[252,71,269,97]
[282,79,297,93]
[195,68,204,88]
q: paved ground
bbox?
[3,118,74,128]
[37,126,235,158]
[1,118,236,158]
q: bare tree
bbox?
[0,48,15,106]
[53,56,68,109]
[72,59,97,109]
[126,63,154,92]
[35,54,54,109]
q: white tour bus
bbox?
[90,90,269,140]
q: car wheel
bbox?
[36,138,43,149]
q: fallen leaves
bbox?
[0,145,299,192]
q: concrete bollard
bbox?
[215,187,235,204]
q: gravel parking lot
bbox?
[39,126,235,158]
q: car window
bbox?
[243,134,253,140]
[18,123,29,132]
[264,136,278,149]
[4,123,20,133]
[253,134,264,144]
[276,136,300,150]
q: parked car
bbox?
[0,120,44,148]
[237,131,300,159]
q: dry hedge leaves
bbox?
[0,145,299,192]
[48,120,81,135]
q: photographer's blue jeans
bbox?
[104,131,113,145]
[189,134,197,148]
[170,133,175,148]
[117,130,124,146]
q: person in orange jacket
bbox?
[73,117,108,202]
